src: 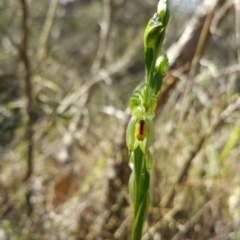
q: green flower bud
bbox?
[152,54,169,95]
[126,116,138,151]
[155,53,169,76]
[144,15,163,48]
[157,0,170,27]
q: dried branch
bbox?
[161,96,240,208]
[18,0,34,215]
[171,195,222,240]
[57,37,142,115]
[211,0,234,35]
[37,0,58,61]
[177,0,219,128]
[235,0,240,64]
[91,0,113,73]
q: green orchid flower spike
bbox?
[126,1,170,239]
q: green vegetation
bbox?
[0,0,240,239]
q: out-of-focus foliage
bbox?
[0,0,240,239]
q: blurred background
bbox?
[0,0,240,239]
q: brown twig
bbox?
[235,0,240,65]
[161,96,240,208]
[177,0,219,129]
[211,0,234,35]
[91,0,113,73]
[37,0,58,61]
[18,0,34,215]
[171,194,222,240]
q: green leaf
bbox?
[139,166,150,201]
[133,147,144,184]
[221,124,240,162]
[132,191,148,240]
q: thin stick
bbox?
[18,0,34,215]
[177,0,220,130]
[37,0,58,61]
[91,0,113,73]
